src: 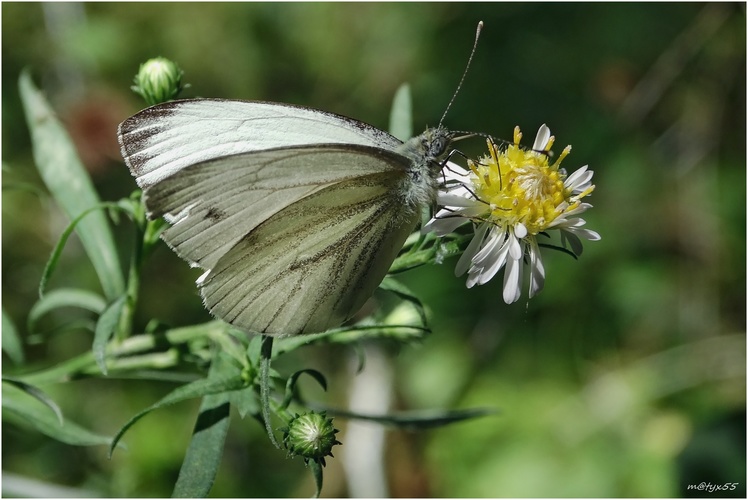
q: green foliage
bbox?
[27,288,107,333]
[18,71,125,301]
[2,310,25,365]
[3,382,113,447]
[171,391,231,497]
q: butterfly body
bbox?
[119,99,452,336]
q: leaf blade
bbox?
[109,372,246,457]
[28,288,107,334]
[172,356,235,498]
[18,70,125,301]
[2,310,24,365]
[2,384,113,447]
[2,377,63,424]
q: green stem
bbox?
[117,206,147,341]
[86,349,181,374]
[18,321,229,386]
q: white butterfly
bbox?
[118,99,453,336]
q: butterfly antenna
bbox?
[439,20,484,128]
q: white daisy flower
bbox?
[425,124,600,303]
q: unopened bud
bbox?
[282,412,340,466]
[131,57,186,106]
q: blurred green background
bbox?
[2,2,745,497]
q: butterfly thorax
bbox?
[395,126,452,209]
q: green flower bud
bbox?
[131,57,186,106]
[282,412,340,466]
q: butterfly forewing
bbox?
[193,148,420,335]
[119,99,403,189]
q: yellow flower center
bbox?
[468,126,576,235]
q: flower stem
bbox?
[116,203,147,341]
[17,321,229,386]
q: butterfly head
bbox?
[421,126,452,163]
[397,126,453,176]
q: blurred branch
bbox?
[341,346,393,497]
[619,3,732,124]
[2,471,99,498]
[552,334,745,444]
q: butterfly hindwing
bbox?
[145,145,408,271]
[143,145,419,335]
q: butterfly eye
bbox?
[430,136,449,158]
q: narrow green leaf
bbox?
[272,323,429,357]
[388,83,413,141]
[172,357,234,498]
[2,384,113,446]
[2,377,62,424]
[281,369,327,410]
[27,288,106,334]
[316,406,497,430]
[19,70,125,301]
[109,373,246,457]
[27,318,97,345]
[37,203,121,297]
[246,334,263,364]
[2,310,24,365]
[172,396,230,497]
[93,296,127,375]
[260,336,281,448]
[378,276,428,327]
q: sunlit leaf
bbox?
[18,70,125,301]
